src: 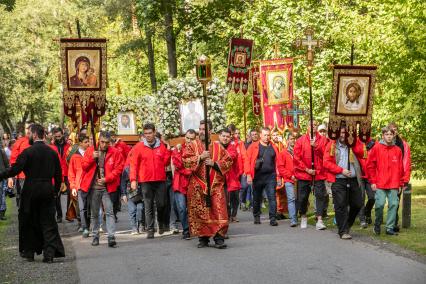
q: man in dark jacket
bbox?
[0,124,65,263]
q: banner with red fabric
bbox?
[259,58,294,131]
[226,38,253,95]
[251,64,261,116]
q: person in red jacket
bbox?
[171,129,196,240]
[271,128,288,220]
[68,134,90,237]
[277,145,297,227]
[323,127,364,239]
[130,123,171,239]
[245,127,280,226]
[50,127,71,223]
[219,128,241,222]
[367,126,404,236]
[293,121,328,230]
[81,131,124,247]
[388,122,411,232]
[9,121,32,207]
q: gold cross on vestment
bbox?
[295,27,324,70]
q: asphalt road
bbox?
[64,204,426,284]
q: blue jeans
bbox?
[0,180,6,212]
[128,198,144,230]
[285,182,297,224]
[253,174,277,220]
[174,192,189,233]
[91,189,115,238]
[240,175,253,207]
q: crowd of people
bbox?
[0,119,411,262]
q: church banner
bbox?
[259,58,294,131]
[60,38,107,125]
[226,38,253,95]
[251,64,261,116]
[328,65,377,147]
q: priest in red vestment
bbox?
[183,120,233,249]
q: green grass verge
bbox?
[306,179,426,255]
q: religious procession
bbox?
[1,1,425,283]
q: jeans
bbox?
[165,173,178,230]
[127,198,144,230]
[359,179,375,222]
[141,181,167,232]
[174,192,189,233]
[239,175,252,207]
[78,190,92,230]
[90,189,115,238]
[253,174,277,220]
[375,189,399,231]
[297,179,327,217]
[0,180,7,212]
[331,178,363,236]
[284,182,297,224]
[56,176,70,220]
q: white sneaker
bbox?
[300,217,308,229]
[316,220,326,230]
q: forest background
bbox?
[0,0,424,177]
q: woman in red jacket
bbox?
[366,127,404,236]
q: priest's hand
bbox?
[93,151,100,159]
[71,188,78,197]
[7,178,14,188]
[131,181,138,190]
[97,178,106,185]
[200,151,210,160]
[247,175,253,185]
[205,158,214,166]
[310,138,316,147]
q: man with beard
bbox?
[388,122,411,232]
[183,120,233,249]
[0,124,64,263]
[50,127,72,223]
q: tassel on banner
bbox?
[116,82,121,95]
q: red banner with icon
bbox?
[226,38,253,95]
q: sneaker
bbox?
[233,217,239,223]
[374,224,381,235]
[290,222,297,227]
[254,216,261,224]
[82,229,89,238]
[91,237,99,246]
[214,240,227,249]
[393,225,400,232]
[131,229,139,235]
[300,217,308,229]
[42,256,54,263]
[182,232,191,240]
[316,220,326,230]
[108,236,117,247]
[197,240,209,248]
[386,229,398,236]
[172,228,180,234]
[147,231,154,239]
[99,227,104,233]
[270,220,278,226]
[78,227,83,233]
[365,216,372,225]
[340,233,352,240]
[360,222,368,229]
[56,217,62,223]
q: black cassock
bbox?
[0,141,65,258]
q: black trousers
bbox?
[226,188,239,218]
[297,179,326,216]
[331,178,363,236]
[163,172,173,229]
[56,177,70,219]
[141,181,167,232]
[359,179,375,222]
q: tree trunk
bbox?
[145,26,157,93]
[163,1,178,78]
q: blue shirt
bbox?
[336,141,356,178]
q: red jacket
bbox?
[225,142,241,191]
[130,139,171,183]
[68,150,84,190]
[366,141,404,189]
[293,132,327,181]
[115,140,131,160]
[244,141,280,178]
[323,139,366,183]
[9,136,30,179]
[277,149,294,183]
[233,139,247,176]
[401,140,411,184]
[80,146,124,193]
[171,146,192,195]
[50,143,71,178]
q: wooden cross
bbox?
[282,98,305,129]
[294,27,324,69]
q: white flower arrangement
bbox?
[157,77,228,137]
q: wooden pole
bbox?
[202,83,211,207]
[243,95,247,140]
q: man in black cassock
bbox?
[0,123,65,263]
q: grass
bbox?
[306,179,426,255]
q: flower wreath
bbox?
[157,77,228,137]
